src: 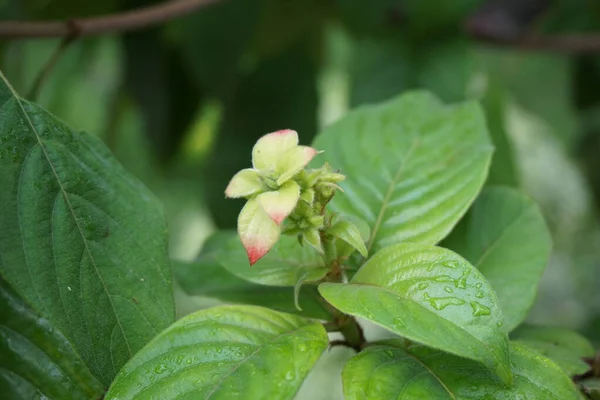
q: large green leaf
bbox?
[105,305,328,400]
[342,342,581,399]
[173,232,332,320]
[0,278,104,399]
[216,235,328,287]
[0,72,174,384]
[443,186,552,332]
[511,325,595,376]
[319,243,511,383]
[312,91,493,254]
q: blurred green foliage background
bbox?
[1,1,600,397]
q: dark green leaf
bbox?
[343,342,580,399]
[512,325,595,358]
[0,278,104,399]
[443,186,552,331]
[313,91,493,254]
[105,305,328,400]
[173,232,332,320]
[217,235,328,287]
[511,324,594,376]
[319,243,511,383]
[0,71,175,384]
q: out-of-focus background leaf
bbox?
[2,0,600,397]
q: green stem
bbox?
[338,315,366,351]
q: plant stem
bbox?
[27,35,75,100]
[319,219,367,352]
[0,0,221,39]
[337,314,366,352]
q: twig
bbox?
[0,0,222,39]
[470,32,600,54]
[27,35,76,100]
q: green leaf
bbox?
[511,325,595,376]
[342,342,581,400]
[217,234,328,286]
[173,232,332,320]
[105,305,328,400]
[0,71,175,384]
[512,325,595,357]
[513,340,590,377]
[580,379,600,400]
[0,278,104,399]
[328,220,368,258]
[443,186,552,331]
[319,243,511,383]
[312,91,493,254]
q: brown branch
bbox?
[470,31,600,54]
[0,0,222,39]
[27,35,75,100]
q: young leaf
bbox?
[319,243,511,384]
[105,305,329,400]
[217,235,328,287]
[252,129,299,170]
[237,197,281,265]
[303,228,324,255]
[0,279,104,399]
[328,220,368,257]
[275,145,318,185]
[312,91,493,254]
[443,186,552,331]
[257,180,301,225]
[0,71,174,384]
[511,325,595,376]
[342,342,581,400]
[225,168,264,198]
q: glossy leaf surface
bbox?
[312,91,493,253]
[0,279,104,399]
[0,72,174,384]
[444,186,552,331]
[343,342,581,399]
[105,305,328,400]
[319,243,511,383]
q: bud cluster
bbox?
[224,129,345,265]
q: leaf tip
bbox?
[245,244,269,266]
